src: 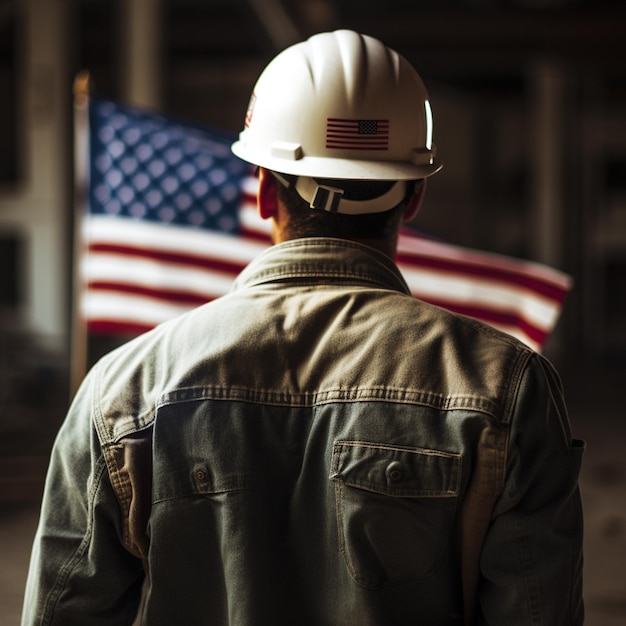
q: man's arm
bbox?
[21,370,144,626]
[479,354,585,625]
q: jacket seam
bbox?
[41,456,108,625]
[157,386,501,413]
[99,388,506,444]
[102,442,134,553]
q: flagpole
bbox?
[69,71,91,397]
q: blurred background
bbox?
[0,0,625,624]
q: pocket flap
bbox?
[330,441,461,497]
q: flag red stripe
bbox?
[87,319,159,336]
[326,139,388,144]
[326,138,389,143]
[326,130,389,142]
[326,127,389,139]
[422,296,547,345]
[87,281,216,306]
[88,242,248,275]
[241,191,257,206]
[396,252,568,302]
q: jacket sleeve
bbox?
[21,367,145,626]
[478,353,585,625]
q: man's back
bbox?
[23,239,583,625]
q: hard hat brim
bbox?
[231,139,443,181]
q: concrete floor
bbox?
[1,363,625,625]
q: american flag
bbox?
[79,99,571,352]
[326,118,390,150]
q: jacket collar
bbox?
[232,237,411,295]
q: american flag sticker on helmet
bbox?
[326,118,389,150]
[244,93,256,128]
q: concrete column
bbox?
[528,61,566,268]
[119,0,163,108]
[12,0,71,350]
[528,61,571,358]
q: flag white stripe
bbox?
[84,215,268,264]
[82,292,194,326]
[241,174,261,198]
[85,254,239,296]
[398,233,571,288]
[399,265,561,332]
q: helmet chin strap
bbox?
[271,171,409,215]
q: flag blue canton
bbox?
[88,99,247,234]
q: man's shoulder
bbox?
[374,295,537,417]
[382,292,532,355]
[89,312,194,443]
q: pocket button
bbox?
[386,461,405,483]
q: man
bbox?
[23,30,584,625]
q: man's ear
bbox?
[257,168,279,220]
[402,179,427,223]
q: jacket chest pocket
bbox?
[329,440,461,589]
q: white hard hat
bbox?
[231,29,442,213]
